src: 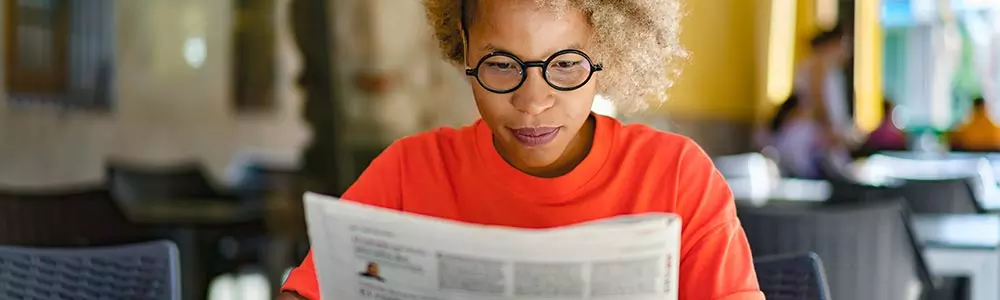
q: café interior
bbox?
[1,0,1000,299]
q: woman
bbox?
[279,0,762,299]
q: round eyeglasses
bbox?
[465,49,603,94]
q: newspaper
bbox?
[303,192,681,300]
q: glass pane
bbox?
[16,0,57,71]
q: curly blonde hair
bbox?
[424,0,687,113]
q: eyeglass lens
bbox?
[477,52,594,92]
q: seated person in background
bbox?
[767,94,828,179]
[951,97,1000,152]
[278,0,762,299]
[855,100,907,156]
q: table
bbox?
[912,214,1000,300]
[112,154,301,299]
[769,179,832,201]
[729,178,831,206]
[118,198,263,225]
[99,151,307,299]
[117,197,266,300]
[851,156,1000,211]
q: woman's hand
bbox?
[276,291,308,300]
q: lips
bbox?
[509,127,560,147]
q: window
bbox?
[4,0,115,110]
[5,0,67,95]
[232,0,276,111]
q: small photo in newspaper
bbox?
[358,261,386,282]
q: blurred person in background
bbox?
[950,97,1000,152]
[278,0,763,299]
[766,94,830,179]
[760,25,860,179]
[794,25,859,153]
[855,100,907,156]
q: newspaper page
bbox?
[303,192,681,300]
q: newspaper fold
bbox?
[304,192,681,300]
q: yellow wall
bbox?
[661,0,829,124]
[661,0,760,122]
[795,0,819,67]
[755,0,824,123]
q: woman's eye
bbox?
[486,62,515,70]
[551,61,584,70]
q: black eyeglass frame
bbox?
[464,49,604,94]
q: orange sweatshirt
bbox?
[282,114,763,300]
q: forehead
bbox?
[466,1,592,60]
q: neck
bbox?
[501,115,596,178]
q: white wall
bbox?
[0,0,309,187]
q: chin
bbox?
[514,149,561,168]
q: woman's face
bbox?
[465,0,598,172]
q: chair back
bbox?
[826,178,900,205]
[896,178,981,213]
[0,240,180,300]
[0,186,148,246]
[754,252,831,300]
[739,199,933,300]
[105,160,222,202]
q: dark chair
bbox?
[0,184,150,247]
[829,177,982,213]
[896,178,982,213]
[105,160,237,203]
[825,178,901,205]
[754,252,831,300]
[739,199,934,300]
[0,239,180,300]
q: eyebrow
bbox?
[481,43,586,57]
[481,43,504,53]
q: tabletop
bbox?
[912,214,1000,250]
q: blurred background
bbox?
[0,0,999,299]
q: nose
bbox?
[510,69,555,115]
